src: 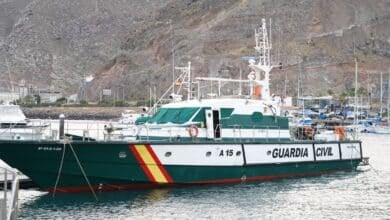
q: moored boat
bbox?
[0,104,48,140]
[0,19,364,193]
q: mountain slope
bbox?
[0,0,389,100]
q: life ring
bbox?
[188,125,199,138]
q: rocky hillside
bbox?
[1,0,389,101]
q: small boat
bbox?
[0,104,48,140]
[0,19,364,193]
[362,124,390,134]
[346,118,390,134]
[118,110,147,125]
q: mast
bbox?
[188,61,192,100]
[248,18,274,101]
[367,72,371,110]
[174,61,192,101]
[239,68,242,96]
[171,21,175,95]
[388,68,390,122]
[380,72,383,118]
[5,57,14,92]
[284,71,287,98]
[354,57,358,127]
[298,56,302,106]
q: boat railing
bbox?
[0,119,111,141]
[0,167,19,220]
[2,119,289,142]
[232,125,241,142]
[0,119,49,141]
[252,125,281,142]
[145,125,150,142]
[225,125,283,142]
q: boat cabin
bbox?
[134,98,290,142]
[0,105,28,128]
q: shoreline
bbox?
[22,107,141,120]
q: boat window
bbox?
[135,116,151,125]
[220,108,234,118]
[147,108,169,123]
[147,108,199,124]
[192,107,211,122]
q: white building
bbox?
[0,92,19,104]
[37,90,63,103]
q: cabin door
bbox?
[205,109,221,139]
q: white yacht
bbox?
[0,105,47,140]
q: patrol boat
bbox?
[0,19,363,193]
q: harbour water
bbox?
[14,134,390,219]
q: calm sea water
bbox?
[17,134,390,219]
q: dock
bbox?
[0,167,20,220]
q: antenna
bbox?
[276,21,281,66]
[248,18,274,101]
[174,61,192,101]
[269,18,272,51]
[5,57,14,92]
[380,72,383,118]
[284,70,287,98]
[353,49,358,139]
[188,61,191,100]
[297,56,302,100]
[239,67,242,96]
[171,21,175,95]
[387,68,390,123]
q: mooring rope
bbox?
[368,163,381,176]
[351,143,381,177]
[52,138,98,201]
[52,141,67,197]
[68,142,98,201]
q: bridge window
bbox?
[147,107,199,124]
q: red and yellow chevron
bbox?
[130,144,173,184]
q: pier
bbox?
[0,167,20,220]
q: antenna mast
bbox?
[5,57,14,92]
[171,21,175,95]
[174,61,192,101]
[248,18,274,101]
[387,68,390,123]
[380,72,383,118]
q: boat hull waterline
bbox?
[0,140,362,192]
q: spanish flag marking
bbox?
[130,144,172,184]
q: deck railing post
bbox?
[4,170,7,204]
[170,128,173,142]
[0,168,19,220]
[59,114,65,139]
[1,168,6,220]
[146,126,149,141]
[253,125,256,142]
[266,126,269,142]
